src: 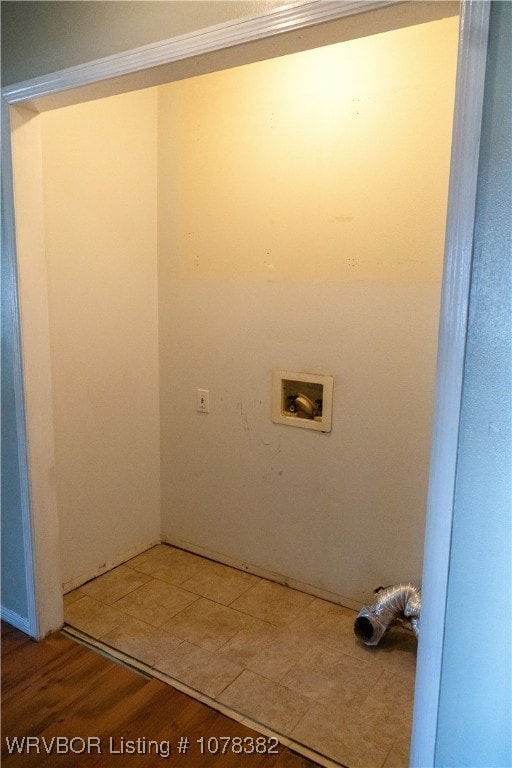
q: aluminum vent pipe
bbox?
[354,583,421,646]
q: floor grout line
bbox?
[62,624,345,768]
[63,544,417,768]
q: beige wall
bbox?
[160,21,454,283]
[41,88,161,590]
[158,17,459,603]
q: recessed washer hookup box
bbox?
[272,371,333,432]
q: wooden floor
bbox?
[1,622,321,768]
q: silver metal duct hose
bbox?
[354,583,421,646]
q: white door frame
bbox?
[1,1,490,765]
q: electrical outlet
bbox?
[197,389,209,413]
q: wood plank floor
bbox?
[1,622,321,768]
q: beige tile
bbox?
[292,702,395,768]
[231,580,316,625]
[123,548,163,574]
[180,559,259,605]
[79,565,152,604]
[290,597,356,642]
[101,616,183,666]
[161,597,257,651]
[382,736,411,768]
[272,753,319,768]
[336,632,392,673]
[299,601,416,677]
[219,622,314,682]
[126,545,205,584]
[358,668,415,738]
[63,589,84,607]
[281,644,377,710]
[155,641,244,698]
[64,595,129,638]
[218,669,311,735]
[292,595,356,625]
[64,547,417,768]
[360,625,418,677]
[125,544,171,568]
[288,597,370,664]
[114,579,199,627]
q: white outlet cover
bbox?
[272,371,333,432]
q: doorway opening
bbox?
[18,5,460,604]
[3,1,492,760]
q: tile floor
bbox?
[64,545,417,768]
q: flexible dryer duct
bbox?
[354,583,421,646]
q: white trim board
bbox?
[3,0,398,103]
[0,606,32,637]
[1,97,41,641]
[1,2,490,766]
[2,1,459,112]
[410,2,491,764]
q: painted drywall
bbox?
[41,88,161,590]
[0,1,287,86]
[158,17,459,604]
[435,2,512,765]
